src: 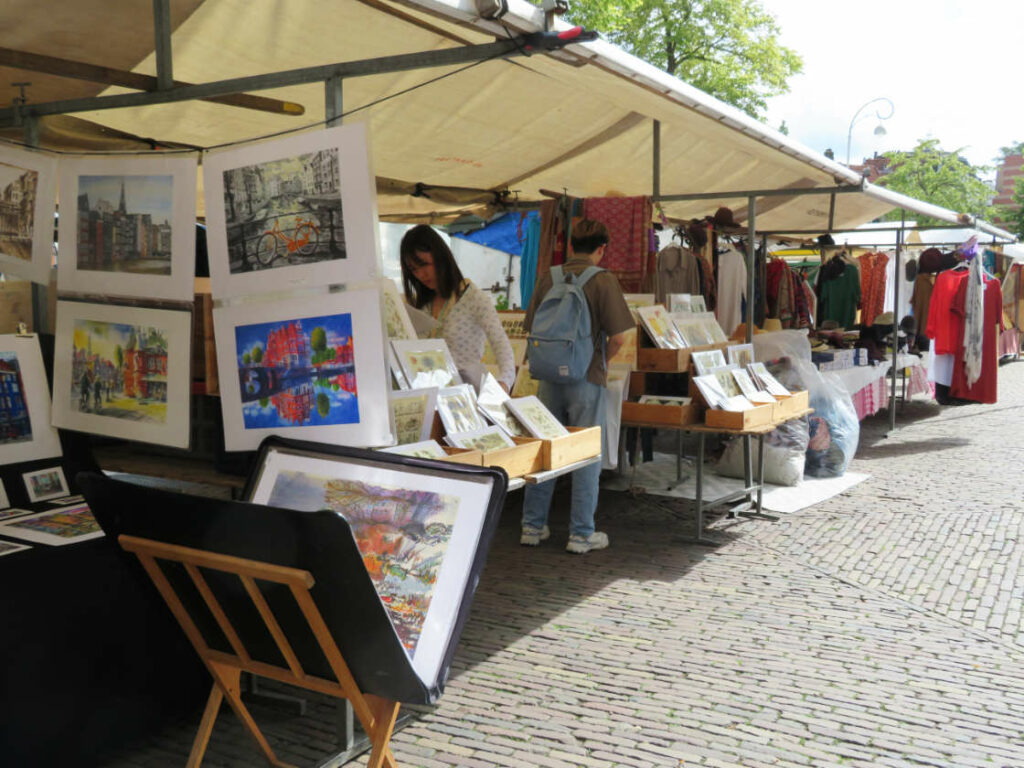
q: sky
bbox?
[760,0,1024,173]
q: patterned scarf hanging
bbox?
[963,254,985,387]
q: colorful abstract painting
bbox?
[71,320,169,424]
[234,313,358,430]
[0,503,105,546]
[0,351,32,445]
[266,469,458,652]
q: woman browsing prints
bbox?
[400,225,516,392]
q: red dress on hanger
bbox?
[949,276,1002,404]
[925,269,969,354]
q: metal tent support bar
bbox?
[653,182,865,205]
[152,0,173,91]
[888,212,904,434]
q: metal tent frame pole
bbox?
[888,211,905,433]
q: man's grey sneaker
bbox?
[520,525,550,546]
[566,531,609,554]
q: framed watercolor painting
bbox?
[637,305,686,349]
[57,153,197,301]
[690,348,727,376]
[727,343,755,368]
[666,293,691,313]
[379,439,448,459]
[481,337,527,368]
[204,123,380,300]
[380,278,417,341]
[436,384,486,436]
[731,367,776,404]
[214,286,392,451]
[389,387,437,445]
[245,438,502,689]
[0,334,62,465]
[52,301,192,448]
[510,363,540,398]
[695,312,729,344]
[607,326,637,367]
[445,426,515,452]
[689,295,707,313]
[506,395,569,439]
[0,144,57,285]
[623,293,656,312]
[0,503,104,546]
[23,465,69,503]
[391,339,462,390]
[475,373,527,438]
[748,362,790,397]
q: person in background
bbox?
[400,225,516,391]
[520,219,634,554]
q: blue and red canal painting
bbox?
[234,312,359,429]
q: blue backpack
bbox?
[526,265,602,383]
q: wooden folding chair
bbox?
[118,534,401,768]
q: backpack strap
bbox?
[550,265,565,285]
[573,265,603,289]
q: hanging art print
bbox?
[52,301,192,448]
[204,123,380,299]
[57,154,197,301]
[0,144,57,285]
[0,334,62,465]
[214,287,391,451]
[248,443,495,687]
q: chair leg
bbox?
[186,683,224,768]
[209,663,298,768]
[363,693,401,768]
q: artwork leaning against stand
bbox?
[213,287,391,451]
[57,153,197,301]
[204,123,380,299]
[0,144,57,286]
[246,438,503,690]
[506,395,569,439]
[380,278,417,341]
[0,334,62,465]
[52,301,192,448]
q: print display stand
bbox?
[78,445,506,765]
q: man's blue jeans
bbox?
[522,378,606,538]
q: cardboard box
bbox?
[621,400,701,428]
[541,425,601,470]
[481,437,543,478]
[704,403,775,431]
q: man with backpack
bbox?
[521,219,635,554]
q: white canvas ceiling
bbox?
[0,0,1013,239]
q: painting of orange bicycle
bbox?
[222,148,345,273]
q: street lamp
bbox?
[846,97,895,166]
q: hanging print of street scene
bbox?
[234,312,358,429]
[76,175,173,275]
[266,468,457,652]
[0,160,38,263]
[223,148,345,273]
[70,320,168,423]
[0,352,32,445]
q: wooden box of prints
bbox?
[441,446,484,466]
[621,400,701,429]
[481,436,543,478]
[704,403,775,431]
[637,342,728,372]
[541,425,602,470]
[771,390,809,418]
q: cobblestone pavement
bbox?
[103,362,1024,768]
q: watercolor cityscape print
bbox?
[223,149,345,273]
[71,320,169,423]
[77,175,173,275]
[0,352,32,445]
[0,160,38,262]
[235,313,358,430]
[267,469,458,652]
[9,505,100,539]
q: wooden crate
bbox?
[638,341,729,373]
[772,390,809,418]
[441,447,484,466]
[704,403,775,431]
[621,400,701,428]
[481,437,543,478]
[541,425,601,470]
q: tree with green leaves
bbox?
[316,392,330,418]
[567,0,802,118]
[877,139,996,225]
[251,345,263,364]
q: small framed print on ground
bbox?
[0,334,62,465]
[52,300,192,448]
[23,466,69,503]
[204,123,380,300]
[0,503,103,546]
[0,144,58,285]
[214,287,391,451]
[57,153,197,302]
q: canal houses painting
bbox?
[214,287,392,450]
[58,154,196,301]
[0,335,62,465]
[52,302,192,448]
[204,123,380,300]
[0,145,57,285]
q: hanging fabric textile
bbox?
[816,255,860,328]
[925,267,968,391]
[715,246,747,337]
[519,214,541,309]
[696,251,717,312]
[882,250,913,325]
[581,195,653,292]
[858,251,889,326]
[962,254,986,387]
[654,243,701,303]
[949,271,1002,403]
